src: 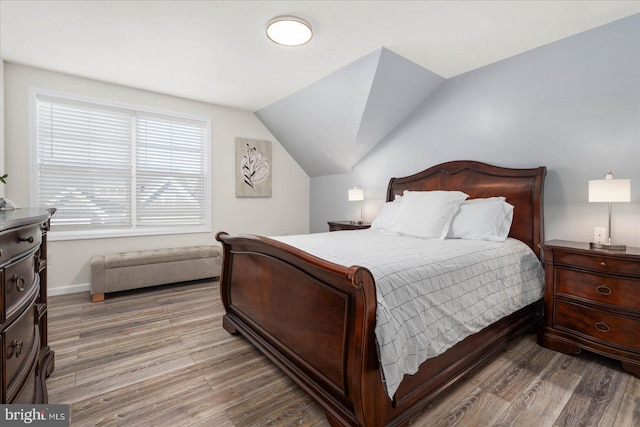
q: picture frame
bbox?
[235,137,272,198]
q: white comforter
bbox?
[272,229,544,399]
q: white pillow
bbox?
[370,196,402,230]
[447,198,514,241]
[388,190,469,239]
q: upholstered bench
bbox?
[90,245,221,302]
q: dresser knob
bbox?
[11,340,24,358]
[19,236,35,244]
[12,274,25,292]
[595,285,612,296]
[600,261,607,267]
[595,321,610,333]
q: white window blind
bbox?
[136,115,207,226]
[34,93,209,234]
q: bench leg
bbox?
[91,293,105,303]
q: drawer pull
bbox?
[12,274,25,292]
[19,236,35,244]
[600,261,607,267]
[11,340,24,358]
[595,321,610,333]
[595,285,612,296]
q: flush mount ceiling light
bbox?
[266,16,313,46]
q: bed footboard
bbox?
[216,232,383,426]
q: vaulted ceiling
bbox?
[2,1,638,176]
[256,48,444,176]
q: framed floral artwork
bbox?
[235,137,272,197]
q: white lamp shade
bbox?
[589,178,631,203]
[348,187,364,201]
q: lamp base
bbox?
[589,241,626,251]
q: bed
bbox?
[216,160,546,427]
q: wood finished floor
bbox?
[46,280,640,427]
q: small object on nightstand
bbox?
[327,221,371,232]
[538,240,640,377]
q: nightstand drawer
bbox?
[555,301,640,352]
[556,268,640,311]
[554,252,639,277]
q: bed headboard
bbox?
[386,160,546,258]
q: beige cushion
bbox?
[91,245,222,297]
[105,246,219,268]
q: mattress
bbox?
[273,229,545,398]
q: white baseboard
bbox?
[48,282,90,296]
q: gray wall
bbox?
[311,15,640,248]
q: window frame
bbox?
[29,87,212,241]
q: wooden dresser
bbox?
[538,240,639,376]
[0,208,55,403]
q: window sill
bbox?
[48,225,211,242]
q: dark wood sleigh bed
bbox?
[216,160,547,427]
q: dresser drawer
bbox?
[554,301,640,352]
[4,253,38,317]
[555,268,640,311]
[10,369,37,404]
[554,251,639,277]
[3,303,38,390]
[0,224,41,264]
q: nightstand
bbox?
[327,221,371,232]
[538,240,640,376]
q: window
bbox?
[32,90,210,238]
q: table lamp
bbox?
[588,171,631,250]
[348,186,364,224]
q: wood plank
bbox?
[187,410,235,427]
[224,378,328,426]
[492,352,583,426]
[614,392,640,427]
[484,339,557,402]
[410,386,510,427]
[553,357,629,426]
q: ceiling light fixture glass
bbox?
[266,16,313,46]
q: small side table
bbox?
[538,240,640,376]
[327,221,371,232]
